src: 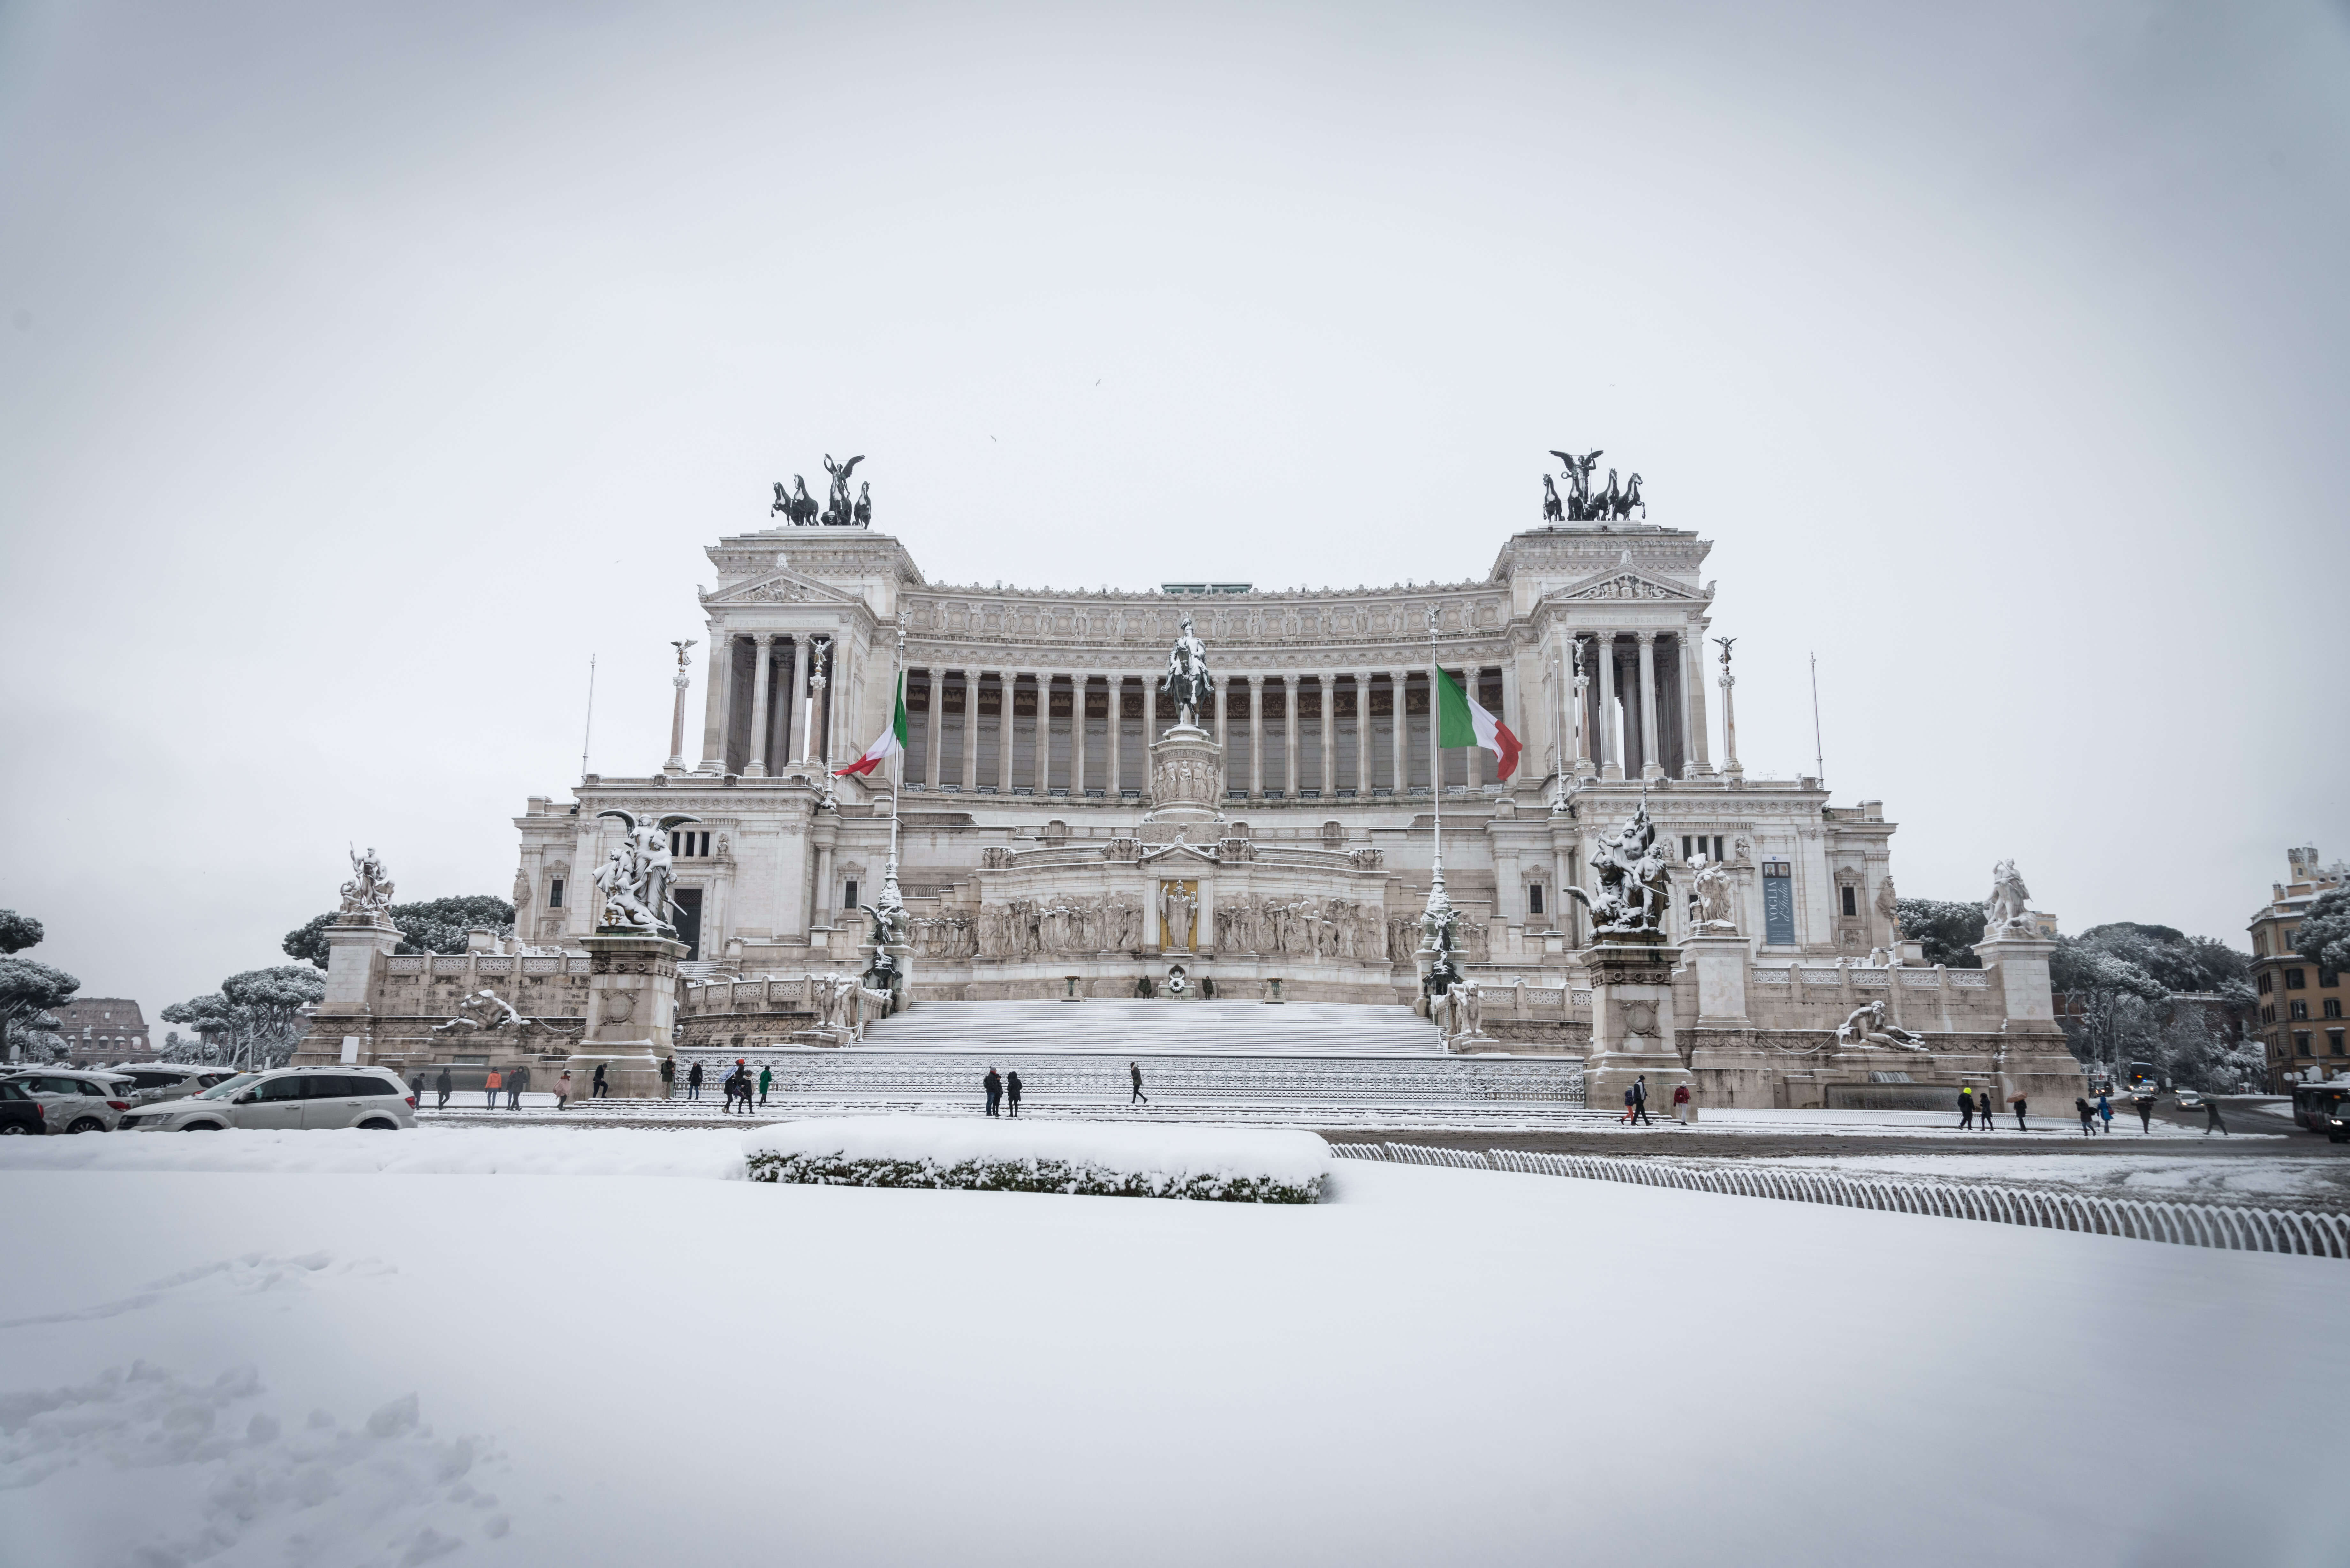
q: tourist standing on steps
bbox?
[1630,1074,1653,1126]
[1130,1062,1148,1105]
[660,1056,675,1100]
[687,1060,704,1102]
[592,1062,610,1099]
[509,1064,529,1110]
[1006,1069,1024,1117]
[984,1067,1003,1117]
[435,1067,452,1109]
[483,1068,502,1110]
[758,1064,772,1108]
[2204,1098,2229,1135]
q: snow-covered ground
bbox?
[2,1126,2341,1567]
[1674,1150,2350,1208]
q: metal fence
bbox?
[1329,1142,2350,1258]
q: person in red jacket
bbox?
[1671,1082,1692,1123]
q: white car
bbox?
[0,1070,138,1134]
[106,1064,240,1105]
[119,1067,418,1131]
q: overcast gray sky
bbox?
[4,1,2345,1027]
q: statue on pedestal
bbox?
[770,477,819,526]
[1835,999,1928,1052]
[1688,852,1737,932]
[592,809,701,935]
[1982,861,2034,937]
[1159,614,1215,731]
[340,846,395,918]
[1568,801,1672,936]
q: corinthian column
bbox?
[1318,674,1336,796]
[924,668,944,788]
[1353,671,1373,795]
[1283,677,1300,797]
[1248,675,1265,798]
[1597,633,1620,780]
[1389,669,1409,791]
[1636,631,1663,781]
[1105,675,1121,795]
[1682,632,1712,776]
[787,637,812,766]
[696,632,731,773]
[744,634,776,777]
[961,670,980,789]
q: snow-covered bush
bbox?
[745,1117,1327,1203]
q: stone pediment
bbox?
[1557,568,1705,603]
[699,568,868,609]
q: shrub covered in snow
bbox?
[745,1116,1328,1203]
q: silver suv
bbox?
[120,1067,418,1131]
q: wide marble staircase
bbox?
[858,999,1442,1056]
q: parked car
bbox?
[0,1079,46,1135]
[105,1064,238,1105]
[119,1067,417,1132]
[0,1070,137,1134]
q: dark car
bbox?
[0,1079,45,1135]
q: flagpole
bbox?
[1425,604,1443,885]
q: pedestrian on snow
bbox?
[687,1060,705,1102]
[2134,1094,2155,1134]
[2096,1092,2113,1134]
[2011,1092,2027,1130]
[1129,1061,1148,1105]
[435,1067,452,1109]
[1619,1085,1637,1124]
[1959,1087,1975,1130]
[2204,1098,2229,1135]
[592,1063,610,1099]
[2074,1097,2096,1135]
[1006,1070,1024,1117]
[410,1073,425,1105]
[660,1056,676,1099]
[1630,1074,1653,1126]
[984,1067,1003,1117]
[557,1068,572,1106]
[758,1064,772,1107]
[483,1068,502,1109]
[510,1064,529,1110]
[1672,1082,1691,1124]
[719,1067,736,1113]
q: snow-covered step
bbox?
[860,999,1441,1057]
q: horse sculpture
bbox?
[770,477,820,526]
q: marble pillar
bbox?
[1637,632,1663,781]
[1597,634,1621,780]
[1248,675,1265,798]
[698,631,732,774]
[1389,670,1409,791]
[925,668,944,787]
[744,633,776,777]
[787,637,811,766]
[961,670,979,789]
[1283,676,1300,797]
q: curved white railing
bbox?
[1328,1143,2350,1258]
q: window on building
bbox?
[2286,969,2307,990]
[2291,1000,2310,1021]
[1527,885,1545,916]
[2331,1029,2347,1058]
[670,831,711,858]
[2261,1004,2276,1025]
[2257,972,2272,994]
[2327,998,2343,1020]
[2253,930,2268,956]
[1841,886,1858,918]
[843,879,860,910]
[2295,1032,2314,1057]
[2324,969,2342,989]
[548,877,565,908]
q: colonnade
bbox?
[1543,630,1711,784]
[694,633,847,777]
[892,665,1512,800]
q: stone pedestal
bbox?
[1142,724,1224,829]
[1680,931,1750,1026]
[565,932,686,1101]
[1972,932,2087,1111]
[294,914,403,1066]
[1582,932,1691,1114]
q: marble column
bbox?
[1318,674,1336,796]
[744,633,776,777]
[1283,677,1300,797]
[786,637,811,765]
[924,667,944,788]
[997,672,1016,794]
[1033,674,1051,795]
[961,670,980,788]
[1389,669,1409,792]
[1464,668,1483,790]
[1247,675,1266,799]
[1597,634,1620,780]
[1105,676,1120,795]
[1353,671,1373,795]
[1682,632,1712,775]
[1637,631,1663,781]
[1142,672,1157,744]
[1072,675,1088,796]
[697,631,732,773]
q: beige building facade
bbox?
[2250,844,2349,1090]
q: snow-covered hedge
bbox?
[745,1117,1328,1203]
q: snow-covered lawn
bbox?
[2,1126,2340,1567]
[1689,1150,2350,1208]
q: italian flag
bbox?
[834,673,908,778]
[1434,664,1521,780]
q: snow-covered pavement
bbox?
[2,1126,2341,1566]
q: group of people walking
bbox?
[1615,1075,1692,1124]
[415,1064,532,1109]
[1958,1085,2025,1131]
[976,1061,1151,1116]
